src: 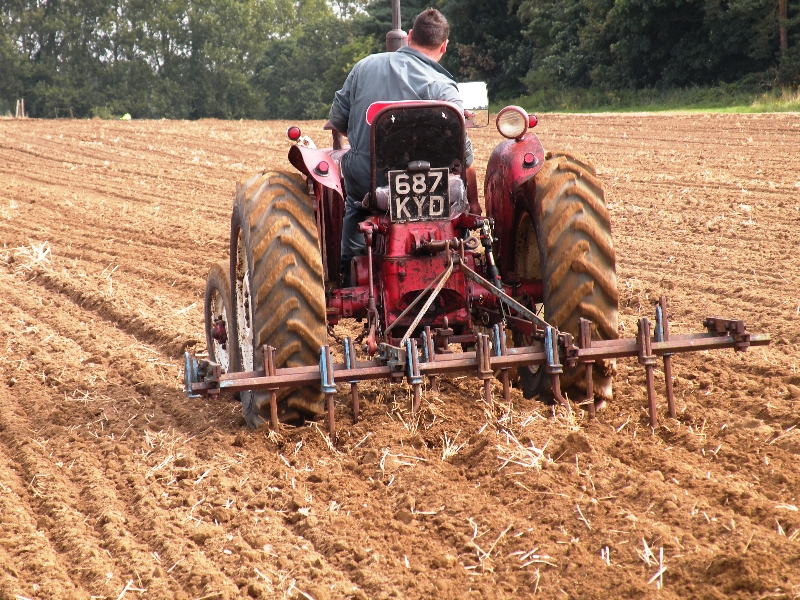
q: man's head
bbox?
[408,9,449,61]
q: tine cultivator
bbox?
[186,280,769,439]
[193,1,769,439]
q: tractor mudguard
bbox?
[288,145,344,200]
[484,134,545,278]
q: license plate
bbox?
[388,168,450,222]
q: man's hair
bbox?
[411,9,449,49]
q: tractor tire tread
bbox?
[534,151,619,400]
[246,171,327,423]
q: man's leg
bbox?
[340,195,371,286]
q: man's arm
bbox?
[465,165,480,215]
[329,68,356,135]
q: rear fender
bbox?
[289,145,347,287]
[484,133,545,277]
[288,145,345,199]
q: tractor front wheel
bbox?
[230,171,328,427]
[514,151,619,407]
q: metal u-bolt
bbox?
[320,346,337,440]
[544,326,570,412]
[493,323,511,404]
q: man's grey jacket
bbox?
[329,45,473,204]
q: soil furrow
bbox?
[1,114,798,599]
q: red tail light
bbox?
[287,126,301,141]
[317,161,330,175]
[528,115,538,128]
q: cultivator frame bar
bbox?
[186,272,769,439]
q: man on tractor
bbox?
[329,8,480,284]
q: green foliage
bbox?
[0,0,295,118]
[0,0,797,118]
[518,0,798,92]
[256,4,375,119]
[506,79,800,113]
[440,0,533,99]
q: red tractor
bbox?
[202,89,619,426]
[193,3,767,435]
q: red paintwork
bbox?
[290,145,348,286]
[484,132,546,278]
[288,145,344,199]
[373,217,474,336]
[327,286,370,323]
[286,112,548,347]
[365,100,445,125]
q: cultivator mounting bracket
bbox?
[185,295,770,440]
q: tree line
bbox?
[1,0,798,119]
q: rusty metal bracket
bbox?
[458,258,551,330]
[494,323,511,404]
[655,297,676,418]
[637,318,659,429]
[476,333,493,404]
[406,338,423,413]
[577,318,596,418]
[422,326,438,392]
[377,342,407,374]
[262,345,278,429]
[184,353,202,399]
[703,317,750,351]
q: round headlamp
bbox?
[496,106,529,139]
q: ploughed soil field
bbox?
[0,113,799,600]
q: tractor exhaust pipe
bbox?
[386,0,408,51]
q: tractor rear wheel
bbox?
[230,171,327,427]
[514,151,618,406]
[204,261,236,374]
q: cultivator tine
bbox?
[476,333,493,404]
[578,319,595,419]
[344,337,360,423]
[262,345,279,430]
[184,352,201,399]
[637,318,659,429]
[545,327,571,413]
[406,339,423,414]
[493,324,511,404]
[423,326,438,392]
[656,296,676,418]
[320,346,336,439]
